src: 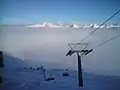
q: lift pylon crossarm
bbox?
[84,49,93,55]
[68,43,89,45]
[66,50,75,56]
[66,49,93,56]
[68,43,89,50]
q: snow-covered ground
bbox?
[0,68,120,90]
[0,54,120,90]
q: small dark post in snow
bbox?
[43,68,46,78]
[0,51,4,83]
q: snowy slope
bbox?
[3,54,26,68]
[1,69,120,90]
[0,54,120,90]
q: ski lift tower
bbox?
[66,43,93,87]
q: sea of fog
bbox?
[0,27,120,76]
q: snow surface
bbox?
[0,68,120,90]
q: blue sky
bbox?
[1,0,120,24]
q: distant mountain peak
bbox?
[26,22,120,29]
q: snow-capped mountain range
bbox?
[26,22,120,29]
